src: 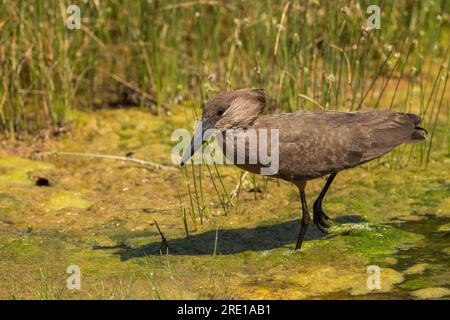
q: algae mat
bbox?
[0,109,449,299]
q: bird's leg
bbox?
[295,181,310,250]
[313,173,337,233]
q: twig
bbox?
[45,151,177,171]
[154,220,170,254]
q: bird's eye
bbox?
[217,107,225,116]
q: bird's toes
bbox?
[313,208,332,227]
[322,212,331,221]
[314,218,330,234]
[320,218,331,228]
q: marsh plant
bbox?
[0,1,448,136]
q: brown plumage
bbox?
[181,88,427,250]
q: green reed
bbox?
[1,1,448,134]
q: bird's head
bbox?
[180,88,266,165]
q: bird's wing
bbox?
[252,109,423,180]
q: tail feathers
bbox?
[400,112,421,126]
[410,126,427,141]
[400,112,427,142]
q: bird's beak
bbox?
[180,119,214,166]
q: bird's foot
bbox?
[313,205,331,234]
[320,211,331,221]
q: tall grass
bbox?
[1,1,448,136]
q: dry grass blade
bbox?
[45,151,176,171]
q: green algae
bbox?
[0,107,449,299]
[0,193,22,223]
[438,223,450,232]
[0,156,54,171]
[333,223,422,259]
[411,287,450,299]
[404,263,430,275]
[47,191,92,211]
[393,216,450,298]
[0,157,54,187]
[0,237,44,261]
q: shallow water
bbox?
[321,215,450,299]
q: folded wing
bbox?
[253,109,426,180]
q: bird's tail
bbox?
[410,126,427,141]
[402,113,427,142]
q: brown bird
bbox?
[181,88,427,250]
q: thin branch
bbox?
[45,151,177,171]
[154,220,170,254]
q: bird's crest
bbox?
[211,88,266,130]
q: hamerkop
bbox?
[180,89,427,250]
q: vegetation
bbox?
[0,0,449,299]
[1,1,448,135]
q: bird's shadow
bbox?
[113,215,367,260]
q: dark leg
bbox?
[313,173,336,233]
[295,184,311,250]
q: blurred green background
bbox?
[1,1,448,139]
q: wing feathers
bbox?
[251,109,426,180]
